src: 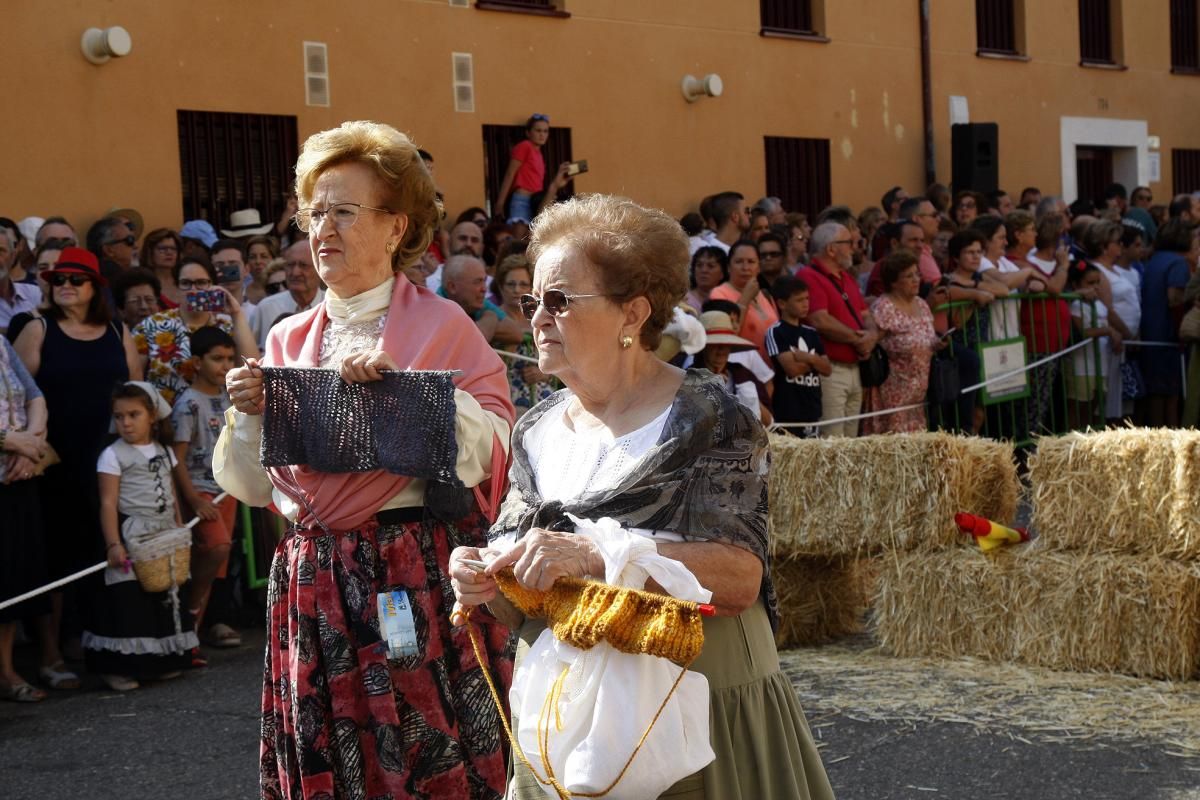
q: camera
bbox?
[565,160,589,177]
[217,264,243,284]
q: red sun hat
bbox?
[42,247,107,287]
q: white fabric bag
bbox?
[509,515,716,800]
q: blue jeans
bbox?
[508,192,534,223]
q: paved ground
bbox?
[3,626,1198,800]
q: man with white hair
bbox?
[797,222,880,437]
[0,228,41,335]
[439,254,523,345]
[754,196,787,225]
[252,240,324,347]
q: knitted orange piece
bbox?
[492,568,705,666]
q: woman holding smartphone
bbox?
[132,255,258,405]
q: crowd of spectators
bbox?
[2,143,1199,702]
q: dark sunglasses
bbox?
[265,280,287,294]
[49,273,91,287]
[531,113,549,122]
[519,289,606,320]
[106,234,137,247]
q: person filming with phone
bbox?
[133,254,258,405]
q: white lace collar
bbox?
[324,276,394,324]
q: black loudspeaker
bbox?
[951,123,999,195]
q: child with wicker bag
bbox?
[83,381,198,691]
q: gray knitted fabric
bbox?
[260,367,461,486]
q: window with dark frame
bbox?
[482,124,574,218]
[177,110,299,227]
[764,136,831,220]
[475,0,568,17]
[1173,149,1200,195]
[1171,0,1200,72]
[976,0,1018,55]
[760,0,817,36]
[1078,0,1114,64]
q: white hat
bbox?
[17,216,44,244]
[109,381,172,433]
[221,208,274,238]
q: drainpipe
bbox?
[920,0,936,188]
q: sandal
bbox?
[204,623,242,648]
[39,662,82,690]
[189,647,209,669]
[100,674,139,692]
[0,681,47,703]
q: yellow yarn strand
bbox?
[462,569,706,799]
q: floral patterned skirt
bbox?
[260,511,513,800]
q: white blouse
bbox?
[520,399,683,543]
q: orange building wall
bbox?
[1,0,1197,237]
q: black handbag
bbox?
[859,345,890,388]
[927,353,960,405]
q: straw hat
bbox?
[698,310,754,351]
[106,207,144,239]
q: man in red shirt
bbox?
[798,223,880,437]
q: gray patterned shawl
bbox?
[488,369,778,629]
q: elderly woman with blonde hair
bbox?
[214,121,516,799]
[449,195,833,799]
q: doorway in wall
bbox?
[1074,146,1113,209]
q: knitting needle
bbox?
[457,558,718,617]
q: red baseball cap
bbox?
[43,246,107,287]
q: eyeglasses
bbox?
[265,280,287,294]
[759,250,784,258]
[294,202,394,232]
[106,234,136,247]
[178,278,213,290]
[519,289,607,319]
[154,243,178,253]
[49,273,91,287]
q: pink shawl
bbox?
[263,275,515,531]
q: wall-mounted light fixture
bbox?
[81,26,132,65]
[681,74,723,104]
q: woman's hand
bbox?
[485,528,604,592]
[973,289,994,307]
[738,278,760,306]
[449,546,500,611]
[5,454,37,483]
[227,357,265,415]
[106,542,129,571]
[3,430,48,461]
[338,350,398,384]
[218,286,243,317]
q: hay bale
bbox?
[1029,428,1200,559]
[772,555,874,648]
[769,432,1018,557]
[873,545,1200,681]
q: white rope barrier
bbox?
[492,348,539,365]
[0,491,229,613]
[770,337,1186,432]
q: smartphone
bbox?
[565,159,589,177]
[186,289,226,313]
[217,263,242,284]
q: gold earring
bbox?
[386,241,396,253]
[620,335,634,349]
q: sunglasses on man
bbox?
[106,234,137,247]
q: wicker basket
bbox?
[125,527,192,593]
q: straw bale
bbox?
[772,556,874,648]
[873,545,1200,681]
[769,432,1018,557]
[1028,428,1200,559]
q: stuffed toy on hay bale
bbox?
[768,432,1018,557]
[873,545,1200,681]
[1028,428,1200,560]
[772,555,876,648]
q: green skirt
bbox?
[507,600,836,800]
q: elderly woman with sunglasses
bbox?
[215,121,516,800]
[449,194,833,800]
[12,248,142,692]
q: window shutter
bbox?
[304,42,330,107]
[452,52,475,113]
